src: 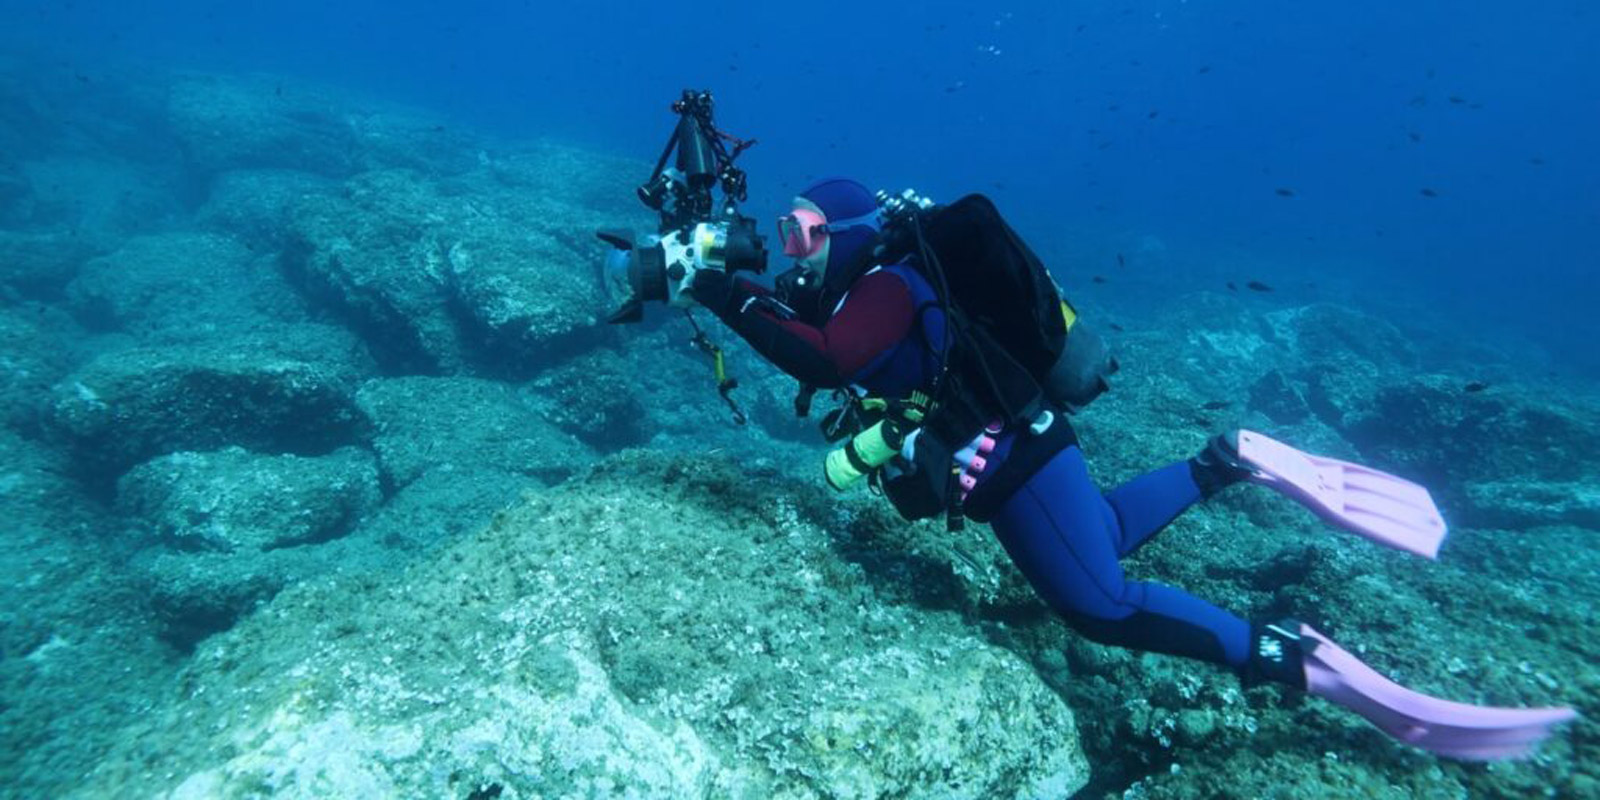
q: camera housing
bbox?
[596,90,767,323]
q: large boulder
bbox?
[51,325,370,478]
[1341,376,1600,495]
[354,375,588,489]
[166,73,484,182]
[83,451,1089,798]
[15,156,183,234]
[116,446,380,553]
[114,446,383,649]
[0,228,109,301]
[353,467,535,552]
[281,169,470,372]
[0,430,170,800]
[284,167,613,374]
[1461,479,1600,531]
[65,232,307,338]
[0,303,84,435]
[167,73,361,179]
[193,168,338,249]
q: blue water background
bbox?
[4,0,1595,374]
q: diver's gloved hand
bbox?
[902,429,996,498]
[687,268,739,315]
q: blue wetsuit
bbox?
[695,261,1250,671]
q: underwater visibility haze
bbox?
[0,1,1596,798]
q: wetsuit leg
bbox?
[990,446,1249,668]
[1101,460,1204,559]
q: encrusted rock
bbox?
[116,446,380,553]
[1462,480,1600,530]
[85,451,1090,798]
[52,326,369,477]
[283,166,613,373]
[66,232,305,338]
[355,375,589,489]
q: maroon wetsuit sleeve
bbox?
[694,270,915,388]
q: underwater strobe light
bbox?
[596,89,767,323]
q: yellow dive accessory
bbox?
[823,394,928,491]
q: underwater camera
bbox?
[597,89,768,323]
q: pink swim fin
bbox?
[1235,430,1448,559]
[1298,623,1579,761]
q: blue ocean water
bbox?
[6,0,1594,372]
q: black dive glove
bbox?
[688,268,741,317]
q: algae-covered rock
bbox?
[1262,303,1417,373]
[167,73,361,178]
[282,169,466,372]
[0,227,112,300]
[193,168,337,248]
[66,232,306,338]
[1342,375,1600,490]
[17,155,183,234]
[522,348,650,449]
[0,303,84,434]
[51,325,370,476]
[1462,480,1600,530]
[84,450,1089,798]
[355,375,588,489]
[1247,369,1311,425]
[283,167,609,373]
[116,446,380,552]
[0,428,174,797]
[354,467,535,551]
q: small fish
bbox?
[1107,323,1125,332]
[1420,188,1439,197]
[1463,381,1489,393]
[1201,400,1230,411]
[74,73,90,83]
[1246,280,1273,292]
[1147,110,1160,120]
[1227,281,1238,291]
[275,85,283,97]
[944,81,966,94]
[1116,253,1126,267]
[1529,157,1546,166]
[1092,275,1108,284]
[1275,188,1296,197]
[1197,65,1212,74]
[1407,131,1422,143]
[1448,95,1466,104]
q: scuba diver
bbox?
[683,176,1576,761]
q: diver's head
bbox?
[777,177,881,278]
